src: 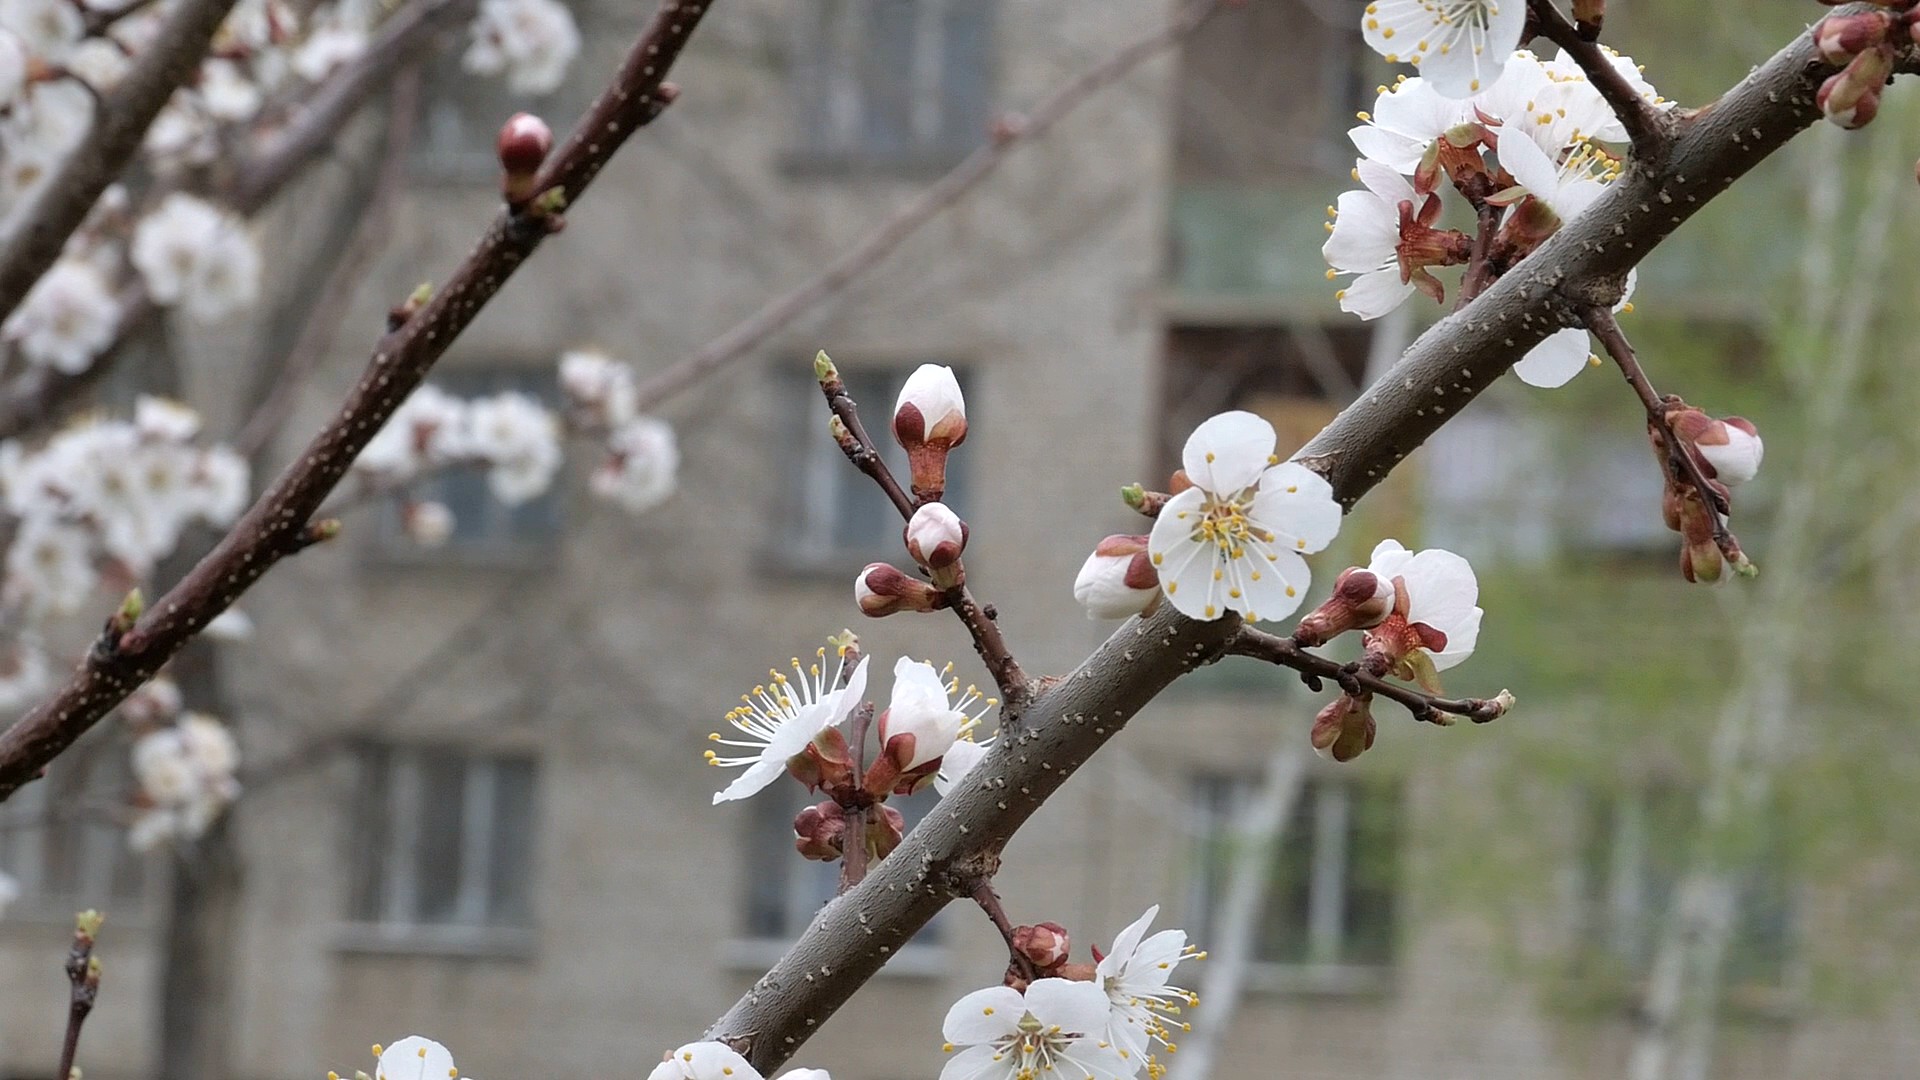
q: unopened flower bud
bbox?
[1012,922,1072,973]
[855,563,944,617]
[1693,416,1762,486]
[1814,10,1892,65]
[402,501,454,547]
[867,803,906,861]
[497,112,552,206]
[1309,692,1376,763]
[1571,0,1604,33]
[1817,45,1893,129]
[1293,566,1395,646]
[891,364,966,502]
[1071,535,1158,620]
[904,502,968,587]
[793,800,846,861]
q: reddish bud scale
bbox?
[1294,566,1394,646]
[1012,923,1073,973]
[1813,10,1892,65]
[1311,693,1376,763]
[855,563,945,617]
[497,112,553,206]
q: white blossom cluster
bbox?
[0,0,581,379]
[354,383,563,522]
[559,349,680,515]
[1327,23,1670,386]
[0,396,248,618]
[128,706,241,851]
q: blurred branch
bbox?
[0,0,240,327]
[0,0,715,802]
[633,0,1230,408]
[234,67,424,458]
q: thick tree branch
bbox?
[0,0,715,802]
[0,0,240,326]
[700,14,1893,1074]
[1224,626,1511,725]
[632,0,1227,408]
[1527,0,1674,164]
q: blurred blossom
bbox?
[464,0,580,95]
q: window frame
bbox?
[1188,771,1401,996]
[337,743,540,958]
[781,0,998,178]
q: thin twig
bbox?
[0,0,716,802]
[1527,0,1672,163]
[57,913,103,1080]
[1580,305,1741,560]
[234,67,423,458]
[1456,203,1502,309]
[1226,627,1512,725]
[818,376,1031,711]
[837,703,874,894]
[0,0,240,326]
[969,879,1040,984]
[632,0,1228,408]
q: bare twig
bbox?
[837,703,874,894]
[58,912,103,1080]
[632,0,1228,408]
[0,0,240,326]
[0,0,716,802]
[1226,627,1510,725]
[1527,0,1673,164]
[1456,203,1502,309]
[1581,305,1741,561]
[969,879,1040,984]
[234,67,424,458]
[818,373,1031,711]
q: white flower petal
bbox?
[1338,267,1416,320]
[943,985,1025,1043]
[1022,978,1113,1036]
[938,1044,1004,1080]
[1180,411,1275,494]
[376,1037,456,1080]
[1147,488,1221,621]
[1250,463,1342,553]
[1512,327,1592,388]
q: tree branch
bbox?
[699,14,1890,1074]
[0,0,716,802]
[1224,626,1511,725]
[1527,0,1674,164]
[57,913,103,1080]
[0,0,240,326]
[631,0,1228,408]
[969,879,1040,984]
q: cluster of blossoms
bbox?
[1652,404,1762,583]
[1325,46,1663,386]
[332,1036,830,1080]
[124,677,242,851]
[1809,0,1920,129]
[0,397,247,617]
[558,349,680,514]
[941,905,1204,1080]
[704,632,996,861]
[0,0,579,378]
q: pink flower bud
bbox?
[1293,566,1395,646]
[854,563,944,617]
[1071,535,1158,620]
[1818,46,1893,129]
[1310,692,1376,763]
[497,112,552,206]
[867,803,906,861]
[1693,416,1763,486]
[892,364,967,502]
[904,501,968,588]
[793,800,845,861]
[1814,10,1892,66]
[1012,922,1072,972]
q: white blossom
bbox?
[558,348,638,426]
[402,500,455,547]
[940,979,1134,1080]
[357,384,467,478]
[0,642,51,713]
[374,1037,468,1080]
[893,363,967,447]
[291,20,366,82]
[2,257,119,373]
[1096,905,1203,1066]
[1361,0,1527,99]
[1511,272,1635,388]
[646,1042,764,1080]
[1071,535,1157,620]
[128,712,241,851]
[933,734,993,797]
[199,59,262,121]
[3,516,95,617]
[0,0,81,61]
[131,193,261,320]
[203,608,255,642]
[142,94,219,168]
[1366,539,1483,671]
[460,391,562,505]
[590,416,679,514]
[1350,76,1470,172]
[1322,159,1419,321]
[878,657,991,773]
[0,82,92,207]
[1496,124,1617,225]
[1696,419,1763,486]
[1146,411,1342,623]
[463,0,580,95]
[706,644,869,804]
[0,28,25,108]
[136,395,202,441]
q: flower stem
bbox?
[1228,627,1511,725]
[969,879,1040,984]
[1527,0,1672,163]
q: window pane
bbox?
[858,0,919,157]
[1341,783,1400,967]
[937,1,993,151]
[486,759,538,928]
[412,756,468,925]
[348,746,392,922]
[1253,785,1314,966]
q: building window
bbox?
[374,367,563,564]
[1159,324,1368,474]
[732,784,943,966]
[776,363,972,574]
[1189,773,1400,993]
[787,0,996,174]
[0,734,147,917]
[344,745,538,950]
[1570,785,1795,1013]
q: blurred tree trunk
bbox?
[1628,121,1903,1080]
